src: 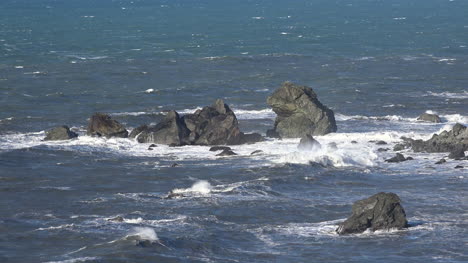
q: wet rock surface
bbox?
[336,192,408,235]
[267,82,337,138]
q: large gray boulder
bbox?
[336,192,408,235]
[417,113,441,123]
[406,123,468,153]
[87,113,128,138]
[267,82,337,138]
[136,111,190,146]
[44,126,78,141]
[182,99,242,145]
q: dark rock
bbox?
[236,133,265,145]
[136,111,190,146]
[250,150,263,155]
[171,163,179,167]
[107,216,124,222]
[393,143,407,151]
[375,140,387,145]
[164,191,184,199]
[406,123,468,153]
[378,148,389,152]
[266,129,281,139]
[336,192,408,235]
[209,146,232,152]
[87,113,128,138]
[385,153,409,163]
[129,125,148,139]
[351,141,358,144]
[182,99,256,145]
[266,82,337,138]
[147,147,153,151]
[149,144,157,148]
[44,126,78,141]
[297,134,322,151]
[448,146,465,159]
[417,113,442,123]
[406,156,414,160]
[216,149,237,156]
[435,159,446,164]
[455,165,464,169]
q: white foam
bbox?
[335,113,416,122]
[144,88,155,93]
[129,227,159,241]
[425,91,468,99]
[172,180,212,195]
[124,217,144,224]
[45,257,98,263]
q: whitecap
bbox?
[172,180,212,195]
[128,227,158,241]
[425,91,468,99]
[44,257,98,263]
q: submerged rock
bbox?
[107,216,124,222]
[417,113,441,123]
[44,126,78,141]
[435,159,446,164]
[250,150,263,155]
[375,140,387,145]
[297,134,321,151]
[216,149,237,156]
[267,82,337,138]
[385,153,411,163]
[87,113,128,138]
[336,192,408,235]
[454,165,464,169]
[209,146,232,152]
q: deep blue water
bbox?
[0,1,467,262]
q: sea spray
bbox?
[172,180,212,195]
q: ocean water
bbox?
[0,0,467,262]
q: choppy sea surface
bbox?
[1,0,467,262]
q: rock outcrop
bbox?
[44,126,78,141]
[134,99,264,146]
[417,113,441,123]
[87,113,128,138]
[266,82,337,138]
[405,123,468,153]
[336,192,408,235]
[136,111,190,146]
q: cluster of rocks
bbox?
[43,82,339,148]
[393,123,467,160]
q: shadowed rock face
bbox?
[44,126,78,141]
[87,113,128,138]
[136,111,190,146]
[183,99,242,145]
[267,82,337,138]
[336,192,408,235]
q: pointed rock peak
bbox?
[165,110,180,120]
[212,99,230,115]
